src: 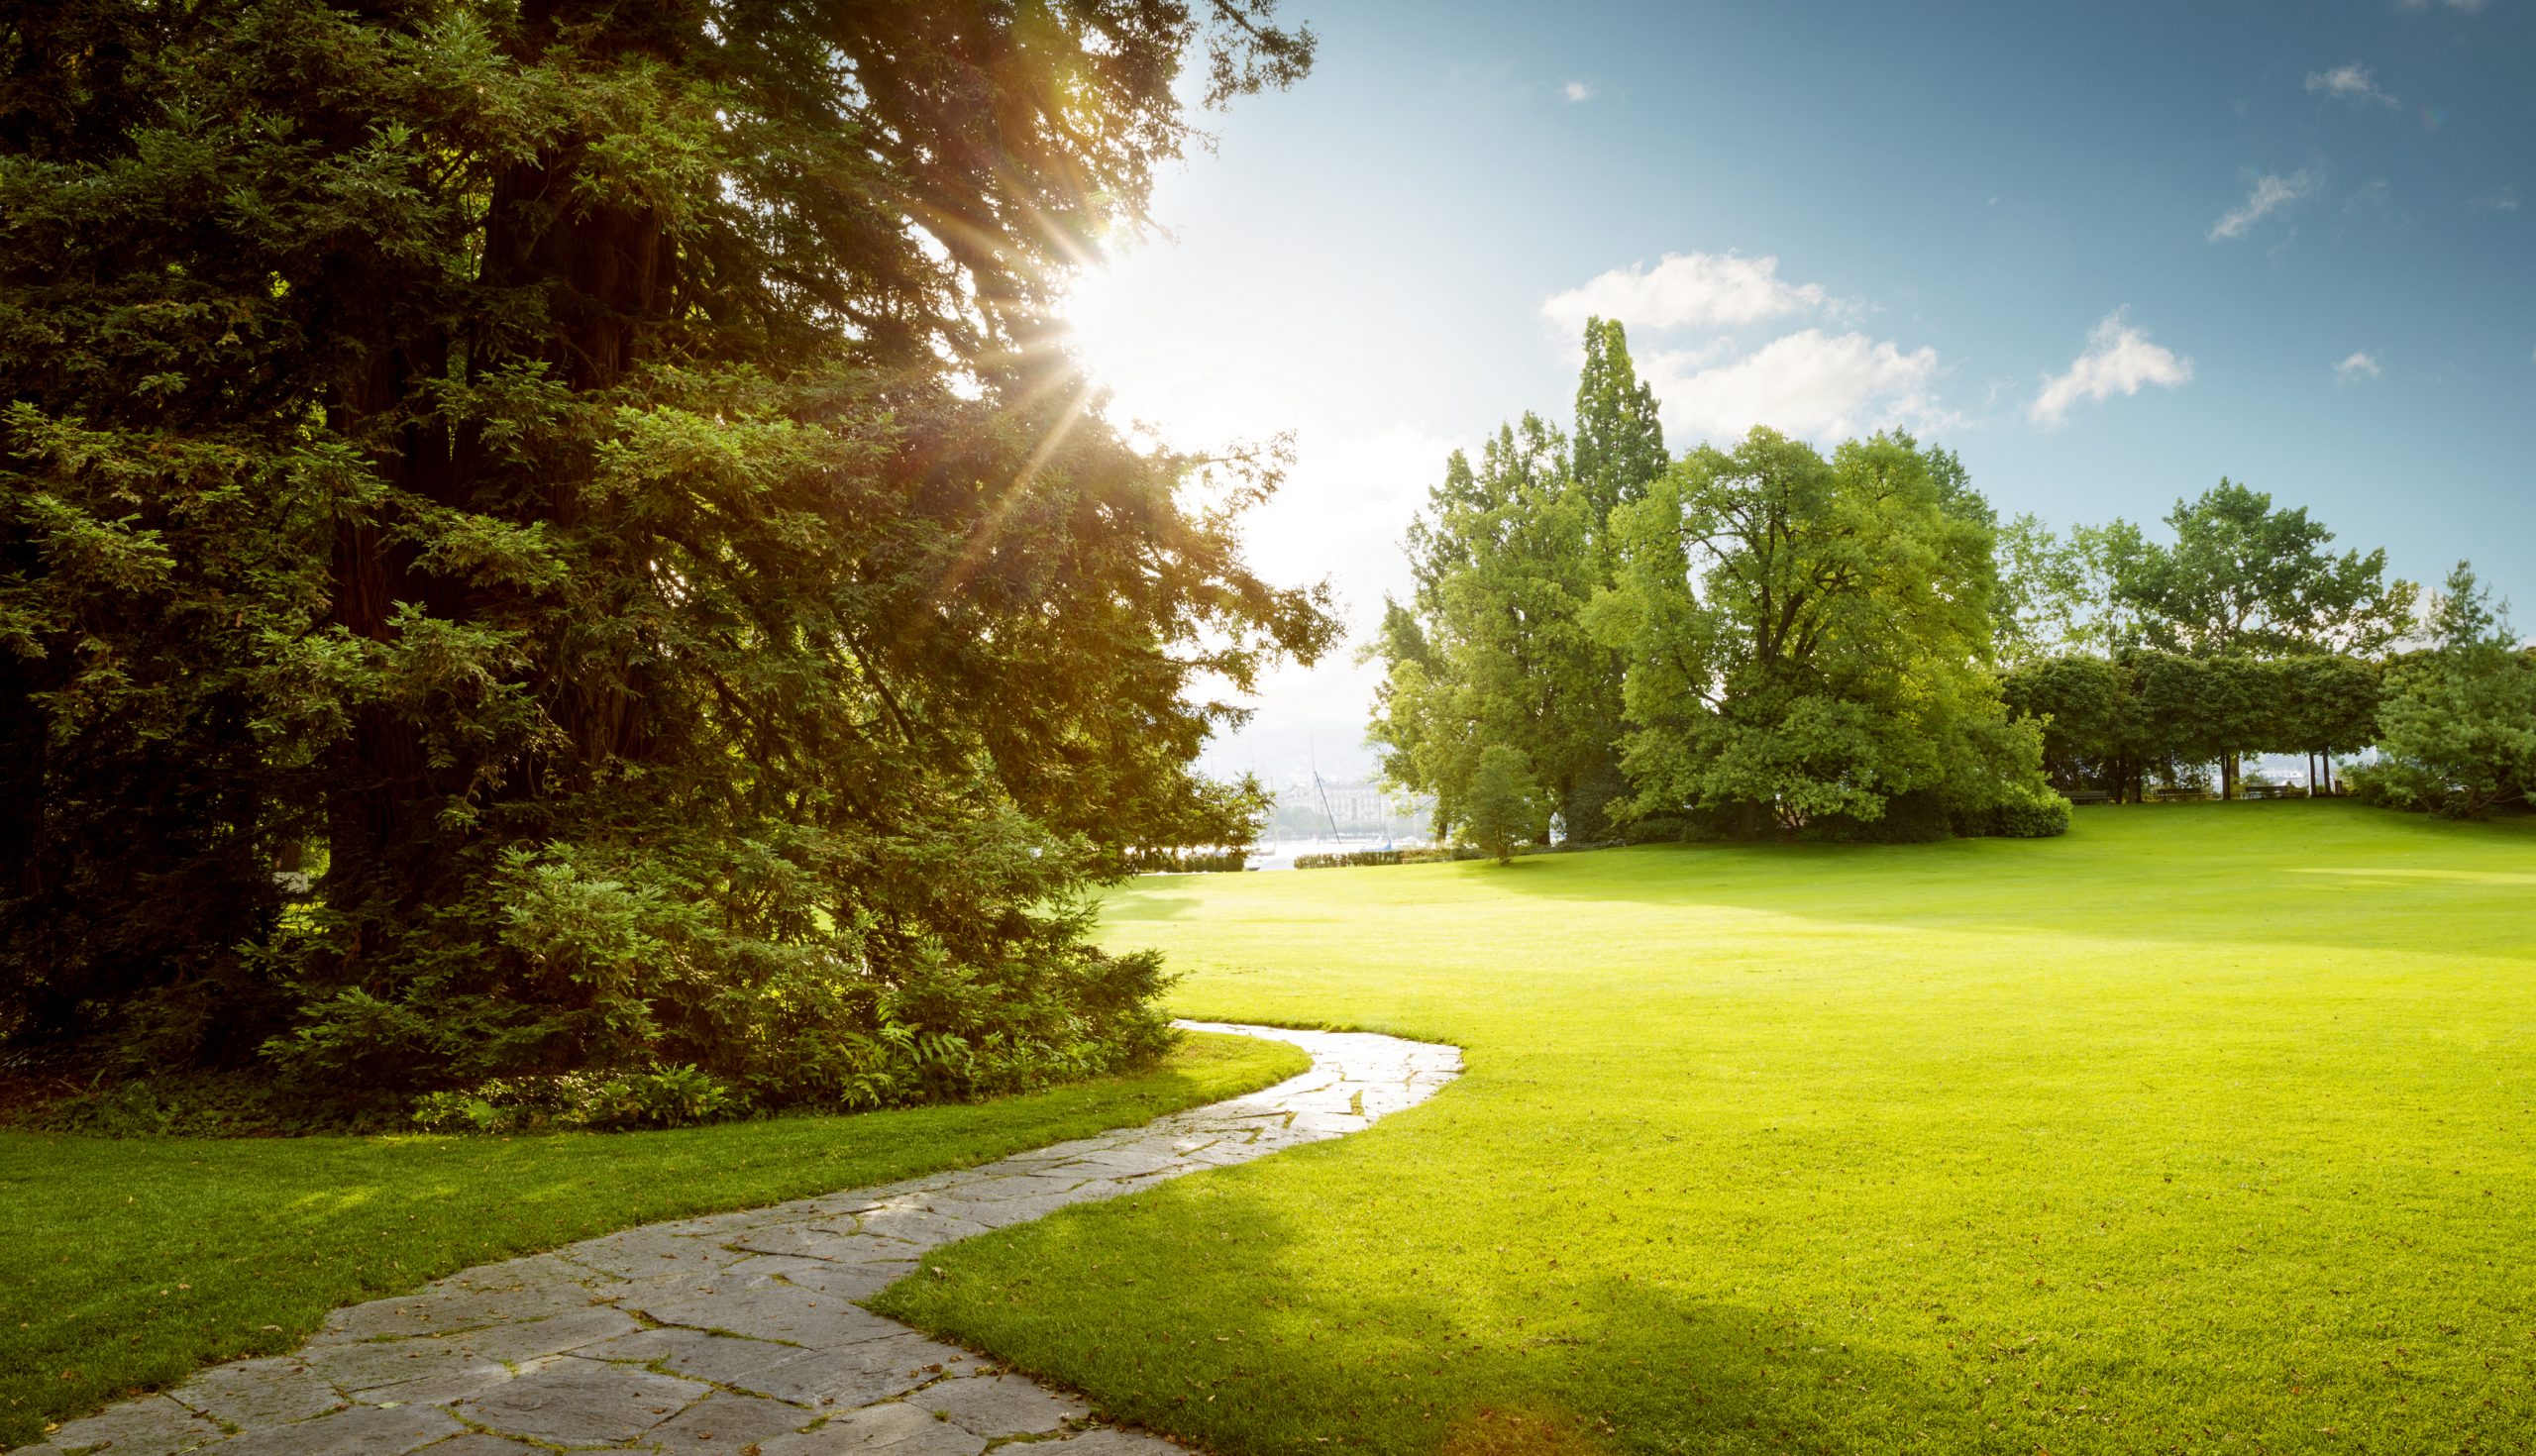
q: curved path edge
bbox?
[25,1021,1461,1456]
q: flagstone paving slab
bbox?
[38,1023,1455,1456]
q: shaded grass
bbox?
[878,804,2536,1455]
[0,1029,1307,1449]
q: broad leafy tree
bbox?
[1367,417,1594,843]
[1991,513,2092,667]
[1367,320,1662,844]
[1999,654,2149,799]
[2113,480,2416,658]
[2004,650,2383,801]
[1600,427,2049,834]
[0,0,1330,1103]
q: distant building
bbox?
[1266,779,1433,837]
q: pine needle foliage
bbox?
[0,0,1332,1109]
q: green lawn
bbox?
[0,1030,1307,1450]
[877,803,2536,1455]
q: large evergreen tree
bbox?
[0,1,1330,1104]
[2362,565,2536,818]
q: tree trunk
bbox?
[323,61,675,911]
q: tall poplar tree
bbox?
[1571,318,1667,538]
[0,1,1330,1102]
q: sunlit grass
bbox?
[0,1030,1307,1449]
[879,803,2536,1455]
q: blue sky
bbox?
[1061,0,2536,782]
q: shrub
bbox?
[1294,849,1409,870]
[1805,790,1955,844]
[1124,848,1253,874]
[1619,817,1690,845]
[411,1063,748,1134]
[1972,792,2071,839]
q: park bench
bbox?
[2061,789,2113,805]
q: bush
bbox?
[412,1063,750,1134]
[1123,848,1253,874]
[1804,790,1955,844]
[254,844,1180,1117]
[1967,792,2071,839]
[1293,849,1409,870]
[1619,817,1689,845]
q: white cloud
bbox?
[1645,329,1953,444]
[2029,309,2193,428]
[1562,80,1595,103]
[2470,184,2520,213]
[2304,63,2396,107]
[2209,170,2319,241]
[1541,251,1838,334]
[2335,351,2382,385]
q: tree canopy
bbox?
[1365,320,1657,845]
[0,0,1329,1109]
[1599,427,2049,833]
[1997,481,2416,664]
[2359,565,2536,817]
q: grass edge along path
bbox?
[879,803,2536,1456]
[0,1028,1308,1450]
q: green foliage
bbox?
[1601,427,2048,834]
[2359,564,2536,818]
[1618,815,1690,845]
[1458,744,1545,864]
[1990,512,2093,667]
[1570,318,1669,546]
[1122,848,1253,875]
[1966,786,2074,838]
[409,1062,745,1133]
[0,1,1327,1103]
[1367,320,1658,845]
[1991,487,2415,675]
[2112,480,2417,658]
[2003,650,2382,800]
[1292,849,1403,869]
[1802,788,1958,844]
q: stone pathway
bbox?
[26,1022,1459,1456]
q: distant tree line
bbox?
[1372,323,2536,845]
[1995,491,2535,816]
